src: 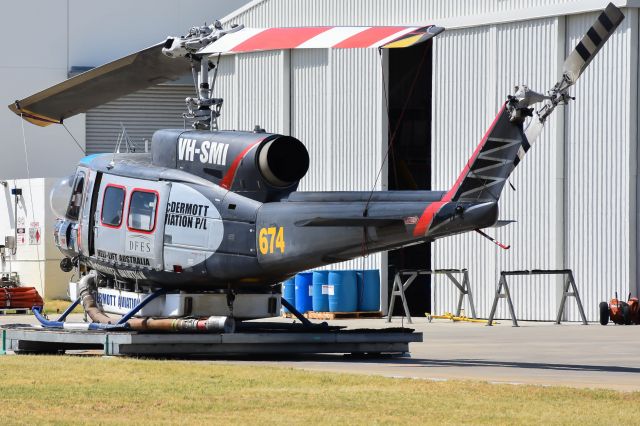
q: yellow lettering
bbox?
[258,226,286,255]
[267,227,276,253]
[258,228,268,255]
[275,227,285,253]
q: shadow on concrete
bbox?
[162,354,640,375]
[386,358,640,374]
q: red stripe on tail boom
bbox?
[412,104,507,237]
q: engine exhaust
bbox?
[258,136,309,187]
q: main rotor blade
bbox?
[197,25,444,55]
[563,2,624,85]
[9,43,191,127]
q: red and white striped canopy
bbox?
[198,25,443,55]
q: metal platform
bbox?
[1,325,421,357]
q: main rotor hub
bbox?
[162,22,244,130]
[162,21,229,59]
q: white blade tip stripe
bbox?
[297,27,371,48]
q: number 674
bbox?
[258,226,285,254]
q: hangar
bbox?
[204,0,638,321]
[1,0,637,321]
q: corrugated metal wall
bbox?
[564,10,638,321]
[494,18,564,321]
[237,51,290,133]
[432,18,564,320]
[220,0,639,320]
[290,48,384,274]
[430,26,499,318]
[432,11,639,321]
[86,85,193,154]
[227,0,582,26]
[213,56,238,131]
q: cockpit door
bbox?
[93,176,169,272]
[79,170,101,257]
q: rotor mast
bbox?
[162,21,244,130]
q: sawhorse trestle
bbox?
[487,269,588,326]
[387,269,476,324]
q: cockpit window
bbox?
[66,171,86,220]
[101,185,126,228]
[127,190,158,232]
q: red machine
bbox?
[599,293,640,325]
[0,276,43,310]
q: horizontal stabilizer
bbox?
[491,220,516,228]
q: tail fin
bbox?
[447,3,624,203]
[448,104,527,202]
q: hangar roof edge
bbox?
[220,0,637,31]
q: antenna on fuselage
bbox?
[108,123,137,169]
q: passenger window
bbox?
[101,185,125,227]
[66,171,86,220]
[128,190,157,232]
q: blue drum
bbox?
[356,269,380,312]
[328,270,357,312]
[282,277,296,313]
[312,271,330,312]
[294,272,313,313]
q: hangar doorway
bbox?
[386,41,432,316]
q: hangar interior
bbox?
[386,42,433,316]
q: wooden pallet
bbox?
[282,311,383,320]
[307,311,382,320]
[0,308,31,315]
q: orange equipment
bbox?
[600,293,640,325]
[0,286,44,310]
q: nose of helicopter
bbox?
[49,175,74,219]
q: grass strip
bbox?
[0,355,637,425]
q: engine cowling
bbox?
[151,129,309,202]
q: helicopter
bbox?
[8,4,624,332]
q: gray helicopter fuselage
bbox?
[53,128,499,291]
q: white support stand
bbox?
[386,269,476,324]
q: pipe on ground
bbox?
[78,272,114,325]
[127,316,235,333]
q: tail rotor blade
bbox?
[563,2,624,85]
